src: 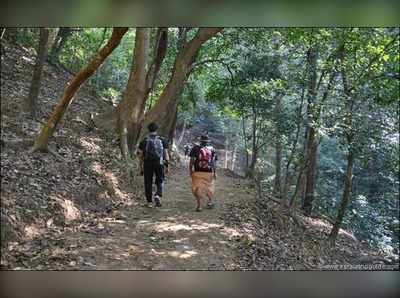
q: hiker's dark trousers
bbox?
[143,161,164,202]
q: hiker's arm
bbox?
[164,149,170,163]
[213,153,218,179]
[138,149,144,174]
[164,149,170,173]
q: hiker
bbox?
[138,122,169,208]
[184,143,191,156]
[189,135,218,212]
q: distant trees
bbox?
[205,28,398,249]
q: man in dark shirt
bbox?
[189,135,218,212]
[138,122,169,208]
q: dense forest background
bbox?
[1,27,399,268]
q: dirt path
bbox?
[64,158,252,270]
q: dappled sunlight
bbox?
[172,237,189,243]
[153,221,223,233]
[168,250,198,259]
[90,161,130,201]
[91,161,103,175]
[103,171,130,201]
[79,137,101,154]
[51,194,81,222]
[339,229,358,242]
[21,55,34,64]
[219,227,244,240]
[304,217,358,241]
[24,224,44,240]
[305,217,332,230]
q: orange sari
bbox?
[191,172,215,197]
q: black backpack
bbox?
[144,135,164,162]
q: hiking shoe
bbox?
[146,202,153,208]
[206,202,214,209]
[154,195,162,207]
[196,206,202,212]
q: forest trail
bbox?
[64,157,251,270]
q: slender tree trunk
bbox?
[49,27,72,65]
[0,28,6,39]
[328,151,354,245]
[247,110,258,178]
[32,28,128,152]
[302,47,318,216]
[289,162,306,207]
[273,93,283,198]
[47,28,59,52]
[303,126,317,215]
[231,144,237,171]
[25,28,49,117]
[242,116,249,172]
[3,27,18,43]
[328,52,355,245]
[283,85,305,199]
[96,28,108,52]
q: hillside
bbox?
[1,40,398,270]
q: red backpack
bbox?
[198,146,213,171]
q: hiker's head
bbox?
[199,135,211,146]
[148,122,159,133]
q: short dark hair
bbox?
[148,122,158,132]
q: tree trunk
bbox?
[168,108,178,146]
[0,28,6,39]
[328,151,354,245]
[231,144,237,171]
[224,145,229,169]
[328,50,356,245]
[242,116,249,172]
[32,28,128,152]
[116,28,150,160]
[49,27,72,65]
[302,128,317,215]
[283,85,305,200]
[3,27,18,43]
[176,118,187,147]
[96,28,108,52]
[25,28,49,117]
[141,28,222,138]
[246,110,258,178]
[273,93,283,198]
[116,27,170,160]
[301,47,318,216]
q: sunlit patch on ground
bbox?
[79,137,101,154]
[153,221,223,233]
[51,195,81,222]
[168,250,198,259]
[24,224,44,240]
